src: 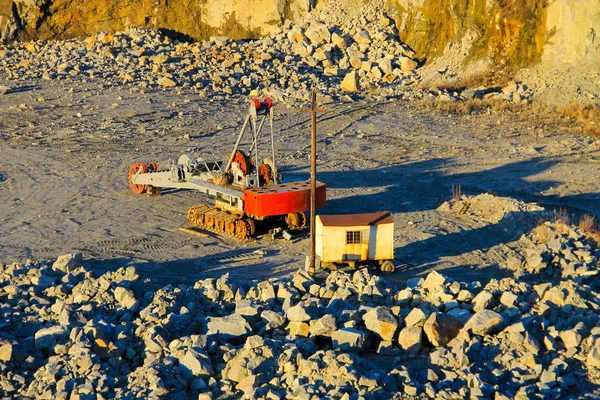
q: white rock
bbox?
[422,271,446,293]
[400,57,418,72]
[114,287,138,310]
[405,308,429,327]
[397,326,422,355]
[35,326,66,350]
[207,313,252,338]
[178,349,214,381]
[379,58,393,75]
[261,310,285,330]
[353,30,372,44]
[331,33,347,49]
[464,310,503,336]
[0,343,12,361]
[587,348,600,368]
[332,328,366,352]
[157,77,177,87]
[310,314,336,336]
[559,329,583,348]
[346,47,364,69]
[52,253,82,273]
[500,292,518,307]
[362,307,397,341]
[340,71,359,93]
[472,290,494,312]
[304,24,330,45]
[286,304,315,322]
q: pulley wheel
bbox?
[128,163,148,194]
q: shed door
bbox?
[344,230,368,261]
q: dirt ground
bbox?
[1,79,600,286]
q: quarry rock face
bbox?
[541,0,600,67]
[2,0,598,73]
[0,0,308,43]
[390,0,600,67]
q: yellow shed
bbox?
[315,211,395,272]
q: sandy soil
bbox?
[1,79,600,286]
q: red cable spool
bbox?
[231,150,254,174]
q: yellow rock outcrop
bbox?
[1,0,309,42]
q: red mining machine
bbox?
[127,98,326,240]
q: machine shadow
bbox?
[87,248,293,285]
[318,155,599,218]
[315,157,563,214]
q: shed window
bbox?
[346,230,366,244]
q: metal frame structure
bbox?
[127,98,326,240]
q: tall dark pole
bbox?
[309,90,317,275]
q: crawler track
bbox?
[186,204,256,241]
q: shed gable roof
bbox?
[318,212,393,227]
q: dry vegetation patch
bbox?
[557,103,600,137]
[419,97,600,138]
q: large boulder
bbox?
[353,30,371,44]
[157,77,177,87]
[309,314,336,336]
[292,269,314,293]
[178,349,214,381]
[588,348,600,369]
[472,290,494,312]
[405,308,429,327]
[346,47,365,69]
[331,32,347,49]
[261,310,285,331]
[560,329,583,348]
[399,57,418,72]
[397,326,422,355]
[52,253,82,273]
[362,307,397,341]
[421,271,447,293]
[287,321,310,337]
[340,71,359,93]
[423,313,463,346]
[464,310,504,336]
[114,287,138,310]
[207,313,252,339]
[332,328,366,353]
[286,304,317,322]
[0,343,12,361]
[304,23,331,45]
[35,326,67,350]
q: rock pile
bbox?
[1,246,599,398]
[438,193,544,223]
[0,0,530,106]
[506,221,600,280]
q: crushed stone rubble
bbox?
[506,221,600,280]
[437,193,545,224]
[1,241,600,399]
[0,0,530,105]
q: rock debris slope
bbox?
[1,223,600,399]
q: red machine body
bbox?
[243,181,327,217]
